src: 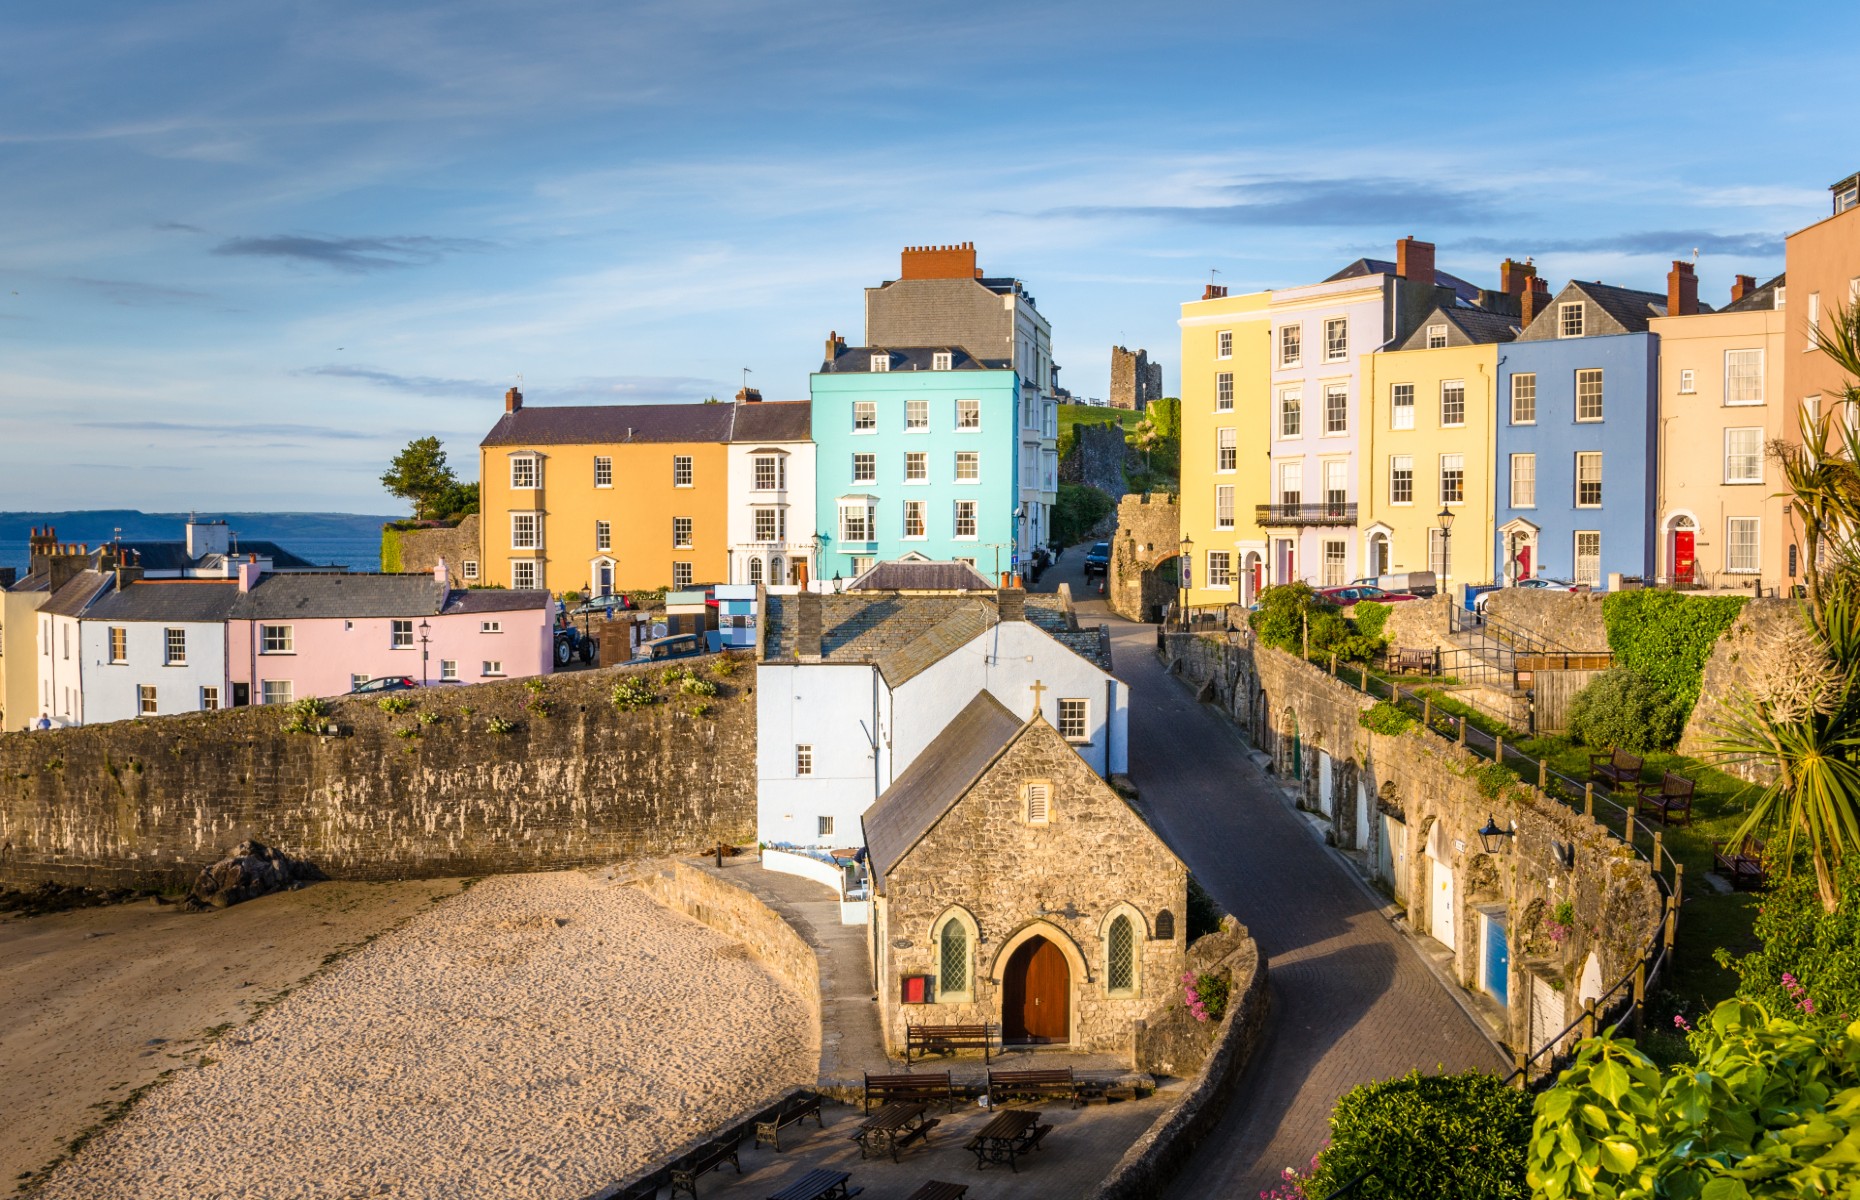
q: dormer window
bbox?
[932,351,953,371]
[1559,303,1585,338]
[870,354,891,372]
[509,453,539,489]
[1426,323,1448,349]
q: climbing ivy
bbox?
[1601,590,1747,715]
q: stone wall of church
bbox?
[876,723,1188,1058]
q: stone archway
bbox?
[988,920,1090,1047]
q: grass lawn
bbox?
[1058,403,1142,438]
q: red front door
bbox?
[1674,531,1696,583]
[1002,936,1070,1044]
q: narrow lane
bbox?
[1037,548,1504,1197]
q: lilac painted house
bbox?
[227,562,552,706]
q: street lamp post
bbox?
[1437,506,1455,634]
[417,619,431,687]
[1178,534,1194,631]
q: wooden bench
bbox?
[987,1068,1080,1108]
[905,1022,995,1063]
[1389,646,1439,676]
[609,1178,663,1200]
[903,1184,968,1200]
[767,1168,862,1200]
[863,1071,954,1113]
[668,1137,740,1198]
[755,1092,823,1152]
[1589,748,1644,789]
[1714,837,1769,890]
[1635,771,1695,827]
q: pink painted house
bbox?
[226,561,552,705]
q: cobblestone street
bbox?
[1040,553,1505,1197]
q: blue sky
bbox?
[2,0,1853,511]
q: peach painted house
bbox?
[226,561,552,706]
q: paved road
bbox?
[1036,548,1504,1197]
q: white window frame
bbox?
[593,456,613,488]
[510,511,541,551]
[671,562,693,588]
[838,502,875,544]
[1206,550,1233,589]
[482,660,505,677]
[932,351,952,371]
[852,401,877,433]
[870,353,890,372]
[260,624,293,654]
[481,620,502,634]
[753,508,781,542]
[595,519,611,552]
[1426,323,1448,349]
[672,516,693,549]
[753,455,784,491]
[164,627,186,666]
[1575,368,1604,422]
[902,500,926,540]
[1678,369,1697,395]
[1439,453,1465,505]
[1058,698,1090,742]
[1559,302,1585,338]
[1215,485,1234,530]
[139,684,157,716]
[955,398,981,430]
[1389,455,1414,505]
[1391,383,1415,430]
[108,626,127,663]
[954,451,979,482]
[953,500,978,540]
[795,744,813,776]
[1724,349,1765,406]
[1279,323,1302,367]
[1216,372,1233,411]
[261,679,294,706]
[1574,532,1601,586]
[1323,384,1348,435]
[1323,459,1348,507]
[1323,317,1348,362]
[1726,517,1760,574]
[1279,461,1303,507]
[1440,380,1466,428]
[905,399,929,431]
[440,659,459,681]
[1509,453,1536,509]
[1216,427,1236,472]
[510,560,539,590]
[1725,427,1764,484]
[1022,779,1052,825]
[1808,293,1821,351]
[904,451,928,483]
[509,454,539,490]
[1216,330,1233,360]
[462,560,479,581]
[1511,373,1537,424]
[672,455,694,487]
[1321,540,1347,586]
[851,452,876,483]
[199,686,220,711]
[391,619,414,650]
[1279,389,1302,438]
[1575,452,1603,508]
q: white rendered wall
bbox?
[78,620,228,724]
[756,661,881,847]
[726,440,818,586]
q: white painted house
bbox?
[725,398,819,590]
[756,572,1124,847]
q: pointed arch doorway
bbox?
[1001,935,1070,1044]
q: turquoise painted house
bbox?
[811,340,1022,581]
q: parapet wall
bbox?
[0,659,756,889]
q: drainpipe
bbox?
[1103,677,1116,779]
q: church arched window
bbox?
[932,908,977,1002]
[1101,904,1144,998]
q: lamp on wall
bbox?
[1437,505,1456,631]
[1178,534,1194,631]
[1477,815,1514,855]
[417,619,431,687]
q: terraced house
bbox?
[1178,283,1273,607]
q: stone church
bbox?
[864,688,1187,1056]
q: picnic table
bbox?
[852,1102,939,1162]
[966,1107,1051,1172]
[768,1167,861,1200]
[903,1184,967,1200]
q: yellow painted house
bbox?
[1360,304,1519,593]
[1178,285,1273,607]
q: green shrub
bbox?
[1330,633,1384,663]
[280,697,331,734]
[710,655,739,678]
[394,725,420,740]
[611,677,659,712]
[1305,1070,1531,1200]
[1192,970,1230,1022]
[660,665,693,685]
[1052,482,1116,546]
[1186,873,1225,942]
[1564,668,1684,753]
[1352,599,1392,641]
[679,676,719,697]
[417,711,440,726]
[1359,701,1415,737]
[1602,590,1746,715]
[378,695,415,715]
[1472,760,1520,799]
[690,701,713,718]
[523,677,547,694]
[1719,857,1860,1024]
[484,715,516,734]
[1250,583,1336,653]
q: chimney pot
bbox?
[505,386,523,413]
[1667,260,1700,317]
[1202,283,1228,300]
[1731,274,1758,303]
[1397,237,1436,288]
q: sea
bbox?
[0,511,397,576]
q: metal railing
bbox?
[1254,501,1359,526]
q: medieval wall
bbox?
[876,723,1188,1058]
[0,658,756,889]
[1109,493,1180,622]
[1060,423,1131,503]
[1481,588,1609,649]
[1163,631,1664,1054]
[383,515,481,575]
[1678,596,1800,777]
[1109,346,1162,411]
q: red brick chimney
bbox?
[1396,237,1436,287]
[1667,260,1699,317]
[899,242,980,281]
[824,331,846,363]
[1499,258,1538,297]
[735,387,763,403]
[1730,274,1758,304]
[1202,283,1228,300]
[1520,276,1551,326]
[504,387,523,413]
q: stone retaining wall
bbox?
[1482,588,1609,649]
[383,515,480,575]
[1087,917,1269,1200]
[0,658,756,888]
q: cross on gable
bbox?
[1029,679,1048,711]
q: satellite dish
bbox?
[651,622,669,639]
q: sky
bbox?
[1,0,1854,512]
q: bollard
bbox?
[1458,716,1467,746]
[1585,782,1595,818]
[1424,697,1433,728]
[715,841,725,869]
[1495,734,1504,763]
[1539,759,1548,789]
[1330,652,1338,675]
[1513,1047,1528,1089]
[1652,831,1663,873]
[1632,962,1647,1039]
[1584,997,1598,1040]
[1673,862,1685,909]
[1664,896,1677,951]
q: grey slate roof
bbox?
[1325,257,1481,306]
[1724,273,1786,313]
[863,691,1026,890]
[84,579,240,622]
[228,573,548,620]
[762,592,1105,684]
[729,401,811,443]
[847,558,994,591]
[1580,280,1674,332]
[38,570,113,617]
[118,540,324,571]
[1393,303,1521,350]
[481,402,737,447]
[819,346,1012,374]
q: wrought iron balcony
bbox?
[1255,501,1358,527]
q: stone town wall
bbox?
[877,724,1189,1058]
[1482,589,1609,649]
[1382,593,1461,658]
[0,658,757,889]
[1162,632,1664,1054]
[1061,423,1132,503]
[1092,917,1269,1200]
[382,515,480,575]
[1678,596,1799,779]
[1109,493,1180,622]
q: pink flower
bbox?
[1801,997,1816,1015]
[1782,972,1798,988]
[1673,1014,1692,1031]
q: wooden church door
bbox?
[1003,935,1070,1044]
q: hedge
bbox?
[1304,1070,1532,1200]
[379,527,403,574]
[1601,590,1746,715]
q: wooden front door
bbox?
[1002,935,1070,1044]
[1673,531,1696,583]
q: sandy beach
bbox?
[26,871,814,1200]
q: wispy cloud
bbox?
[1044,177,1504,227]
[298,363,723,403]
[1453,230,1784,256]
[296,364,497,396]
[213,234,490,272]
[67,276,215,307]
[75,418,379,441]
[152,220,206,234]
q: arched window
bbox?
[932,908,977,1002]
[1106,915,1135,996]
[748,557,764,586]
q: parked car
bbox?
[634,633,706,662]
[1474,577,1580,613]
[1083,541,1112,576]
[554,622,598,667]
[1319,585,1421,609]
[347,676,418,695]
